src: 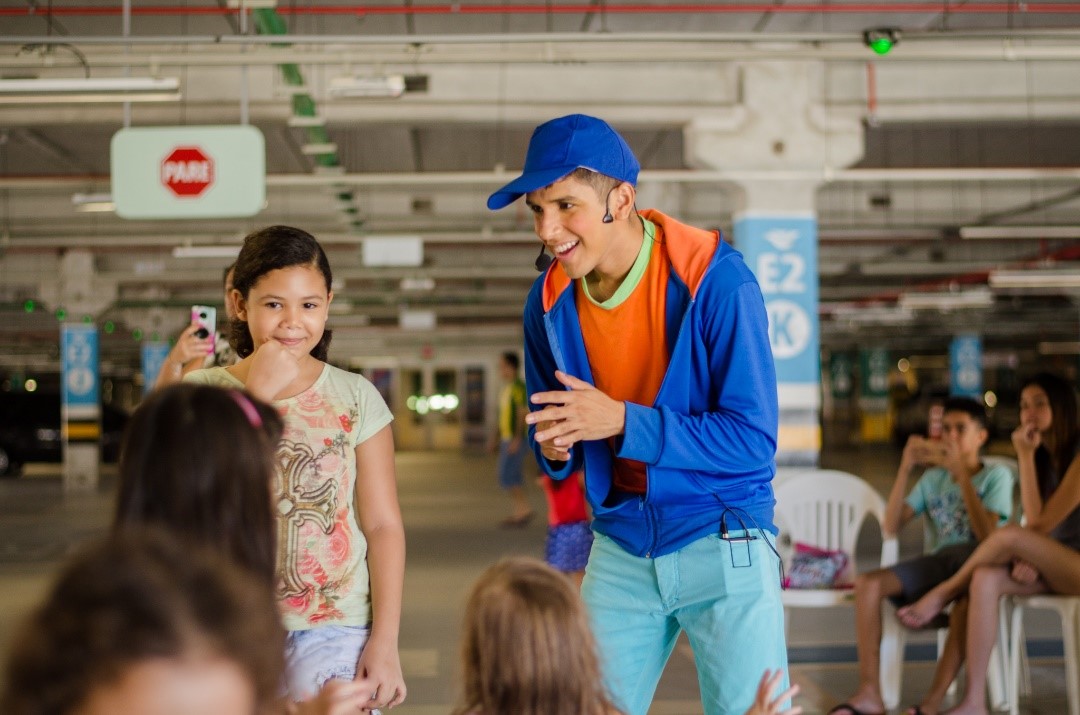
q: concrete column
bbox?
[684,61,864,466]
[41,251,117,492]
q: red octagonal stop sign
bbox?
[161,146,214,197]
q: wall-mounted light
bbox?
[328,75,406,99]
[898,288,993,310]
[172,245,242,259]
[989,268,1080,289]
[0,77,181,104]
[863,28,900,56]
[72,192,115,213]
[960,225,1080,240]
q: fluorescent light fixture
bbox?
[328,75,406,99]
[959,225,1080,240]
[226,0,276,7]
[71,192,115,213]
[399,309,436,331]
[898,288,994,310]
[362,237,423,267]
[0,77,180,104]
[827,304,915,324]
[172,245,242,259]
[988,268,1080,289]
[301,142,338,155]
[400,277,435,292]
[287,115,326,128]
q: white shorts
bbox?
[284,623,377,711]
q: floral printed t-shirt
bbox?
[185,364,394,631]
[905,462,1014,553]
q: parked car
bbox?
[0,392,129,476]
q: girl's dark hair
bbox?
[1021,372,1080,482]
[228,225,334,361]
[1,528,285,715]
[113,384,283,587]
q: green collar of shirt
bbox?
[581,218,657,309]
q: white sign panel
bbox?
[111,125,265,219]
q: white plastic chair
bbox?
[773,469,898,628]
[1008,594,1080,715]
[878,455,1019,710]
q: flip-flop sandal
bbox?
[827,704,885,715]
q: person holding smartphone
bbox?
[155,263,239,389]
[829,397,1014,715]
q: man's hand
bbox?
[534,419,570,462]
[526,371,625,457]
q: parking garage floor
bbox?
[0,446,1071,714]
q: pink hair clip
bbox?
[229,391,263,429]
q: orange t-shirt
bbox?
[577,225,669,494]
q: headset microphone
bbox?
[602,187,615,223]
[534,245,554,272]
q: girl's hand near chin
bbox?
[1011,423,1041,457]
[246,341,301,401]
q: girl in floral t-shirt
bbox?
[186,225,406,710]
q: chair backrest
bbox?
[774,469,897,573]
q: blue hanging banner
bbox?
[141,341,172,395]
[736,213,820,464]
[61,324,101,450]
[736,214,819,384]
[951,334,983,399]
[61,324,99,411]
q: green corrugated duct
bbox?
[251,8,361,228]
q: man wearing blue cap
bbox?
[488,114,787,715]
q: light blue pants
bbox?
[581,531,788,715]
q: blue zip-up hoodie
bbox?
[523,209,779,558]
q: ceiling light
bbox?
[960,225,1080,240]
[71,192,115,213]
[863,28,900,56]
[988,268,1080,289]
[172,245,242,259]
[400,277,435,292]
[225,0,276,7]
[827,304,915,324]
[898,288,994,310]
[287,115,326,128]
[0,77,180,104]
[328,75,406,99]
[301,142,338,155]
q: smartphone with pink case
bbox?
[191,305,217,354]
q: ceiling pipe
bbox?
[7,166,1080,191]
[4,3,1080,17]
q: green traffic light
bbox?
[103,321,116,334]
[132,328,144,341]
[55,307,67,321]
[23,300,34,314]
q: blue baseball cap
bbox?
[487,114,640,210]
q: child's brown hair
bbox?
[453,556,619,715]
